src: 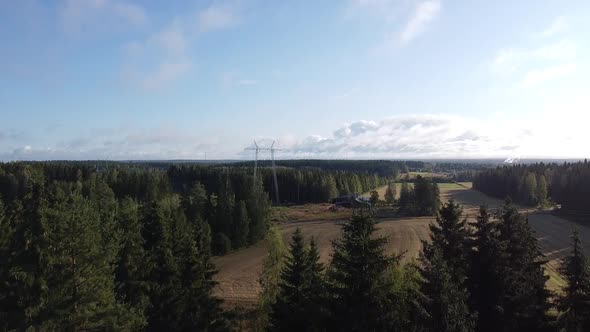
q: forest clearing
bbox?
[214,184,590,306]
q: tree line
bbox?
[397,176,440,216]
[256,201,590,331]
[473,161,590,217]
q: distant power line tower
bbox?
[244,140,281,205]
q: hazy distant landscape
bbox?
[3,0,590,330]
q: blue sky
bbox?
[1,0,589,160]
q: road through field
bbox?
[213,186,590,305]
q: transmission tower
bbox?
[244,140,281,205]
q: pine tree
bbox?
[327,208,396,331]
[42,190,141,330]
[2,184,48,330]
[557,230,590,331]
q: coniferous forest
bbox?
[1,160,590,331]
[473,161,590,217]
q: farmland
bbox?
[214,183,590,305]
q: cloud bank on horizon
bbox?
[1,0,590,161]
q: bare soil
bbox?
[214,185,590,306]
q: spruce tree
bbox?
[494,199,550,330]
[172,215,229,331]
[557,230,590,331]
[232,200,250,249]
[468,205,503,332]
[142,198,181,331]
[305,237,328,329]
[327,208,396,331]
[114,198,149,320]
[270,228,310,332]
[398,181,415,216]
[2,184,48,330]
[420,245,475,332]
[423,200,471,283]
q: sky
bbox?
[1,0,590,160]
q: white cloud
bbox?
[273,104,590,159]
[120,2,242,90]
[490,15,579,88]
[196,4,239,33]
[400,0,441,44]
[539,16,569,38]
[491,39,576,75]
[150,21,189,56]
[60,0,147,34]
[518,63,577,88]
[140,61,192,90]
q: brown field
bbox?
[213,184,590,306]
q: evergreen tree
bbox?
[557,230,590,331]
[423,200,471,282]
[142,199,182,331]
[398,181,415,215]
[172,215,229,331]
[305,237,328,329]
[270,228,311,332]
[1,184,48,330]
[232,200,250,249]
[494,199,550,330]
[384,182,396,205]
[468,206,503,332]
[327,208,396,331]
[114,198,149,320]
[248,178,271,244]
[420,245,475,332]
[385,260,428,332]
[43,190,141,330]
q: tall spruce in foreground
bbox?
[422,200,471,282]
[468,206,503,332]
[420,246,475,332]
[172,215,229,331]
[494,199,551,330]
[420,201,475,332]
[557,230,590,331]
[270,230,327,332]
[328,208,396,331]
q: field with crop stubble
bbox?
[213,183,590,307]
